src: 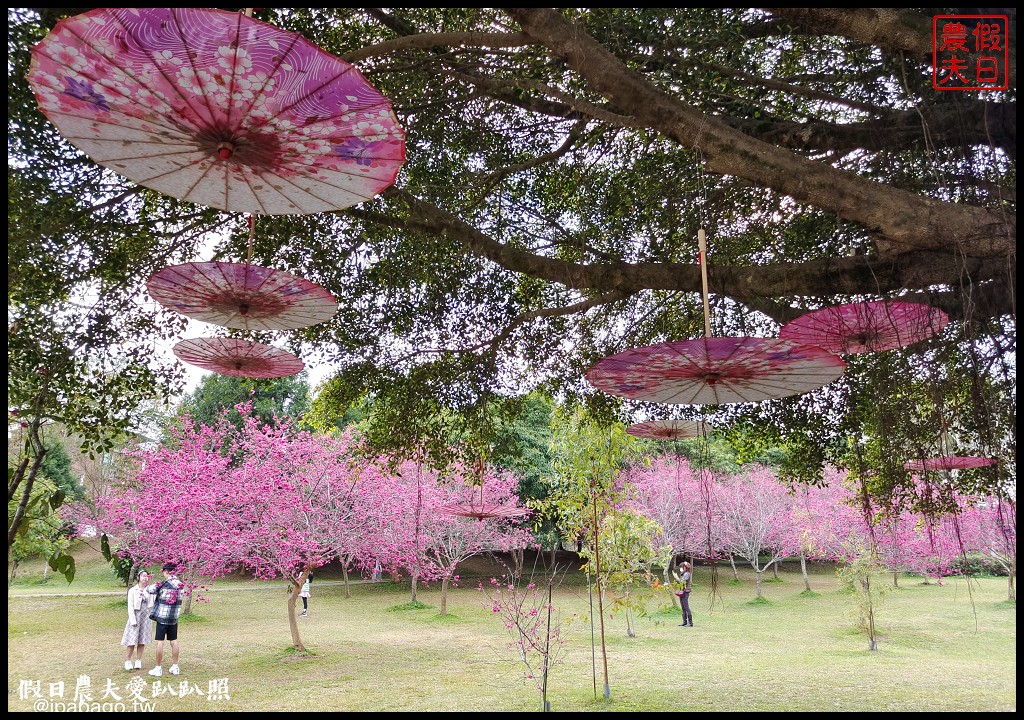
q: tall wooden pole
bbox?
[698,228,711,337]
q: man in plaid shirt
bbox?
[146,562,186,677]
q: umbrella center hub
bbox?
[199,130,282,169]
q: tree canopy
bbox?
[7,8,1015,501]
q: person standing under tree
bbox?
[299,570,312,617]
[674,560,694,627]
[121,570,154,671]
[147,562,186,677]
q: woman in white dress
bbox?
[121,570,155,670]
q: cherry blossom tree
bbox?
[479,571,566,712]
[625,457,711,584]
[716,466,801,598]
[961,497,1016,600]
[361,455,533,613]
[95,404,363,651]
[427,468,534,615]
[359,456,444,604]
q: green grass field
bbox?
[7,545,1016,712]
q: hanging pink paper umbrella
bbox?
[440,483,531,521]
[28,8,405,215]
[173,337,304,378]
[904,456,998,472]
[780,301,948,355]
[440,470,531,521]
[587,336,846,405]
[147,261,338,331]
[626,419,707,439]
[439,503,532,521]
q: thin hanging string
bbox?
[695,410,721,611]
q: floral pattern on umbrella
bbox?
[147,262,339,332]
[173,337,304,379]
[626,419,707,439]
[587,336,846,405]
[780,301,949,355]
[28,7,406,215]
[903,456,998,472]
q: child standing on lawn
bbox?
[299,571,312,616]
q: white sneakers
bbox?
[124,660,134,671]
[134,659,143,670]
[147,664,180,677]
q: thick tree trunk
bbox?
[440,576,449,616]
[287,583,306,652]
[729,554,739,580]
[181,570,197,615]
[411,571,419,603]
[755,569,763,598]
[800,551,811,591]
[1008,561,1016,602]
[342,564,351,599]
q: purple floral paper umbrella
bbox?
[587,337,846,405]
[780,301,949,354]
[626,419,707,439]
[173,337,304,379]
[28,8,405,215]
[148,261,338,332]
[903,456,998,472]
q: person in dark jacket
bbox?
[146,562,186,677]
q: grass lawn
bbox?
[7,545,1016,712]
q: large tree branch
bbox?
[378,188,1015,322]
[727,102,1016,157]
[503,9,1014,262]
[761,8,1016,88]
[762,8,933,55]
